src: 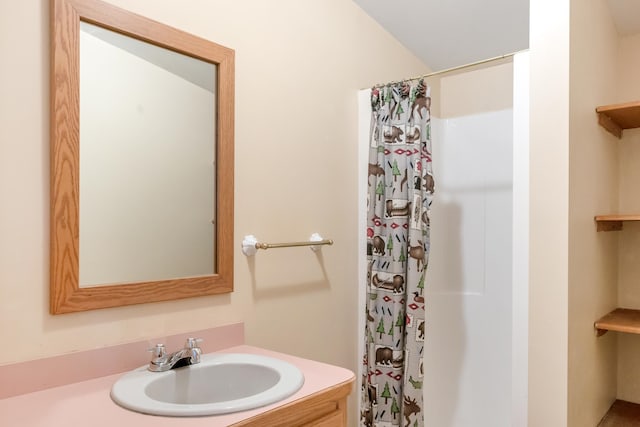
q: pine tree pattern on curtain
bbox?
[361,80,433,427]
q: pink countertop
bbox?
[0,345,354,427]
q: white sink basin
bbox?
[110,353,304,417]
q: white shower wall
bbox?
[425,109,513,427]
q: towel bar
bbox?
[241,233,333,256]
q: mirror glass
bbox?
[78,22,216,286]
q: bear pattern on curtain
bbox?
[361,80,433,427]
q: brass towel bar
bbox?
[241,233,333,256]
[255,239,334,250]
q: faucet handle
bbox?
[184,337,203,349]
[148,343,166,360]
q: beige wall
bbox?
[0,1,428,406]
[567,1,620,426]
[616,32,640,404]
[617,33,640,102]
[433,59,513,119]
[528,0,570,425]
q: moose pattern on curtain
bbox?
[361,80,433,427]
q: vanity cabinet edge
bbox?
[231,377,354,427]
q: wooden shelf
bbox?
[595,215,640,232]
[595,308,640,336]
[598,400,640,426]
[596,101,640,138]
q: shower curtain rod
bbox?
[363,49,526,89]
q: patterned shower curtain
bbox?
[361,79,434,427]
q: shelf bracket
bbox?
[594,326,608,337]
[596,221,623,232]
[597,112,623,139]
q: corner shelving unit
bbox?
[594,101,640,426]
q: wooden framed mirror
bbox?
[50,0,234,314]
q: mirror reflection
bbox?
[78,22,216,287]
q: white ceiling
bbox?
[353,0,639,72]
[352,0,530,72]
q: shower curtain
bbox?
[361,79,433,427]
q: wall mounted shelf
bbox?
[594,215,640,232]
[594,308,640,337]
[596,101,640,139]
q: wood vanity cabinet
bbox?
[232,379,354,427]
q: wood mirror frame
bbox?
[50,0,234,314]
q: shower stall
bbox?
[358,52,529,427]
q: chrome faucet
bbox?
[147,338,203,372]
